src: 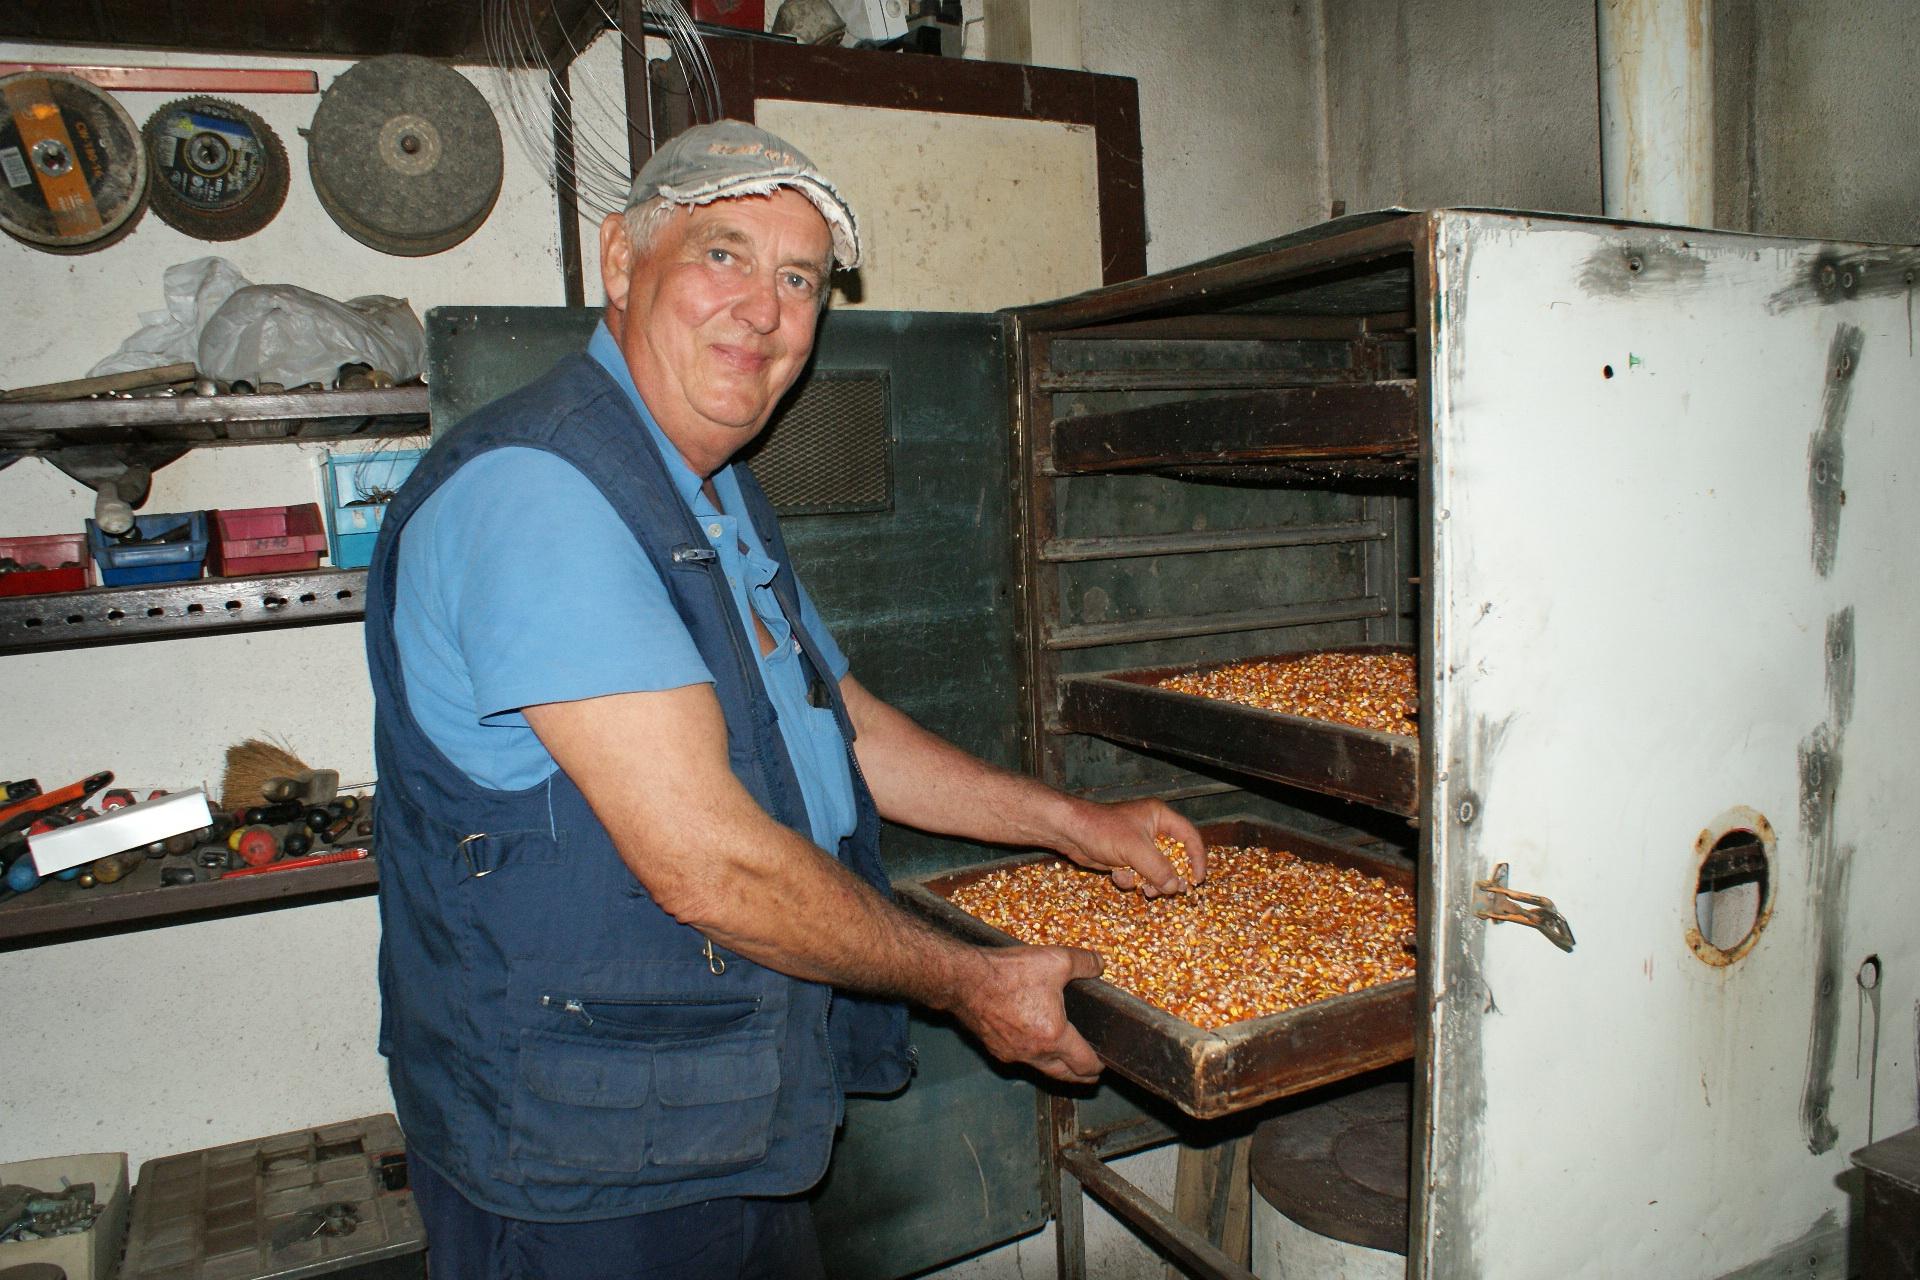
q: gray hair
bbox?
[620,194,834,310]
[621,196,680,254]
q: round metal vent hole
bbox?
[1688,814,1774,965]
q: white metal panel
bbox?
[1420,211,1920,1278]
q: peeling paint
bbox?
[1577,238,1708,296]
[1712,1208,1844,1280]
[1822,607,1855,730]
[1423,713,1510,1280]
[1807,326,1861,578]
[1798,608,1855,1155]
[1766,248,1920,313]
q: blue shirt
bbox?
[392,322,856,853]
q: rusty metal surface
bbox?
[899,818,1415,1120]
[0,385,427,452]
[1050,380,1420,475]
[1056,1143,1259,1280]
[1011,214,1423,334]
[0,567,368,653]
[1053,646,1419,815]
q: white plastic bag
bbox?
[197,286,423,388]
[88,256,251,376]
[89,256,424,387]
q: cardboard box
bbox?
[0,1151,130,1280]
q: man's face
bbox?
[600,189,832,476]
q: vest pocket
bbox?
[502,994,782,1185]
[649,1039,782,1168]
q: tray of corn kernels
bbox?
[900,817,1416,1119]
[1055,645,1419,816]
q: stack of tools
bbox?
[211,738,373,882]
[0,740,374,904]
[0,1179,105,1243]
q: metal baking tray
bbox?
[898,817,1414,1119]
[1056,645,1419,816]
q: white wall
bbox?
[1078,0,1328,273]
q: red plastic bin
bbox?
[207,504,329,576]
[0,532,90,596]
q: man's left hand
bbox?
[1054,798,1207,897]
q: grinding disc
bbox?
[143,96,289,241]
[0,71,146,253]
[307,55,503,257]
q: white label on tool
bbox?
[160,134,178,168]
[0,146,29,189]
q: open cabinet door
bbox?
[1418,212,1920,1278]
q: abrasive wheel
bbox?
[0,71,147,253]
[307,55,503,257]
[143,96,289,241]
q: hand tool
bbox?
[1,779,39,803]
[159,866,198,886]
[261,768,340,806]
[222,847,369,878]
[0,770,111,834]
[243,799,304,826]
[233,824,279,867]
[4,854,39,893]
[91,847,144,883]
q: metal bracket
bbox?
[1474,862,1576,952]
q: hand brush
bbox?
[218,738,312,813]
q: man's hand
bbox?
[951,945,1106,1084]
[1054,797,1209,898]
[840,676,1209,898]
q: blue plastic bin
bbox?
[324,449,424,569]
[86,511,209,585]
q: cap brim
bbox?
[654,173,862,270]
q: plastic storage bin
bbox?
[208,503,329,576]
[324,449,424,570]
[0,1150,130,1280]
[0,531,90,596]
[85,511,209,586]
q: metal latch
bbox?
[1474,863,1576,952]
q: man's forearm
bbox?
[841,675,1205,891]
[526,685,1112,1083]
[843,675,1083,849]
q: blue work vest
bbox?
[364,353,911,1221]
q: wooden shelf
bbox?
[1055,646,1420,816]
[0,568,368,653]
[0,851,379,948]
[1048,380,1419,476]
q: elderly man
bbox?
[364,121,1204,1279]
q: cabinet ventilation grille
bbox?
[743,371,891,516]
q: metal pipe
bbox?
[1596,0,1714,225]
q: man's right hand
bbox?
[952,944,1105,1084]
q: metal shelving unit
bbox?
[0,852,379,948]
[0,386,424,653]
[0,567,370,653]
[0,384,428,450]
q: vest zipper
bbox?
[541,995,594,1027]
